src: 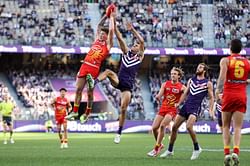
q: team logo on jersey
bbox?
[166,94,177,107]
[122,51,141,68]
[88,47,105,62]
[190,80,208,95]
[172,88,180,93]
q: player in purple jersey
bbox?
[94,21,144,144]
[160,63,215,160]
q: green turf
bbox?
[0,133,250,166]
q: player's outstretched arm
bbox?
[107,12,115,50]
[96,15,107,37]
[127,22,145,60]
[114,21,129,54]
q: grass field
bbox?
[0,133,250,166]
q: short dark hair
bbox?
[59,88,67,92]
[100,27,109,34]
[230,39,242,54]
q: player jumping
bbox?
[65,12,115,122]
[94,21,144,144]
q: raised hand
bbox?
[126,22,133,31]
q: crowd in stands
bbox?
[0,0,94,46]
[0,0,205,48]
[213,0,250,47]
[2,0,250,48]
[99,0,204,48]
[8,69,56,120]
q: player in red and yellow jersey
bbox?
[147,67,186,157]
[66,11,116,122]
[216,39,250,166]
[51,88,72,149]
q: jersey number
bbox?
[230,60,245,78]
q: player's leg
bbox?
[146,114,163,156]
[148,114,172,157]
[166,122,173,140]
[2,121,7,144]
[222,112,233,154]
[156,114,172,146]
[114,91,131,144]
[217,111,223,133]
[160,115,185,157]
[151,115,164,141]
[186,114,202,160]
[222,111,233,166]
[231,111,244,165]
[8,121,14,144]
[95,69,119,87]
[66,77,86,119]
[80,83,94,123]
[57,123,63,148]
[62,121,68,148]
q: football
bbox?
[106,3,116,18]
[167,0,177,4]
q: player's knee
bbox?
[120,105,128,113]
[152,126,158,132]
[186,124,193,131]
[160,124,166,130]
[76,86,83,94]
[172,125,178,132]
[120,108,127,115]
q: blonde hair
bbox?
[171,67,184,80]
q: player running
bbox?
[0,94,15,144]
[216,39,250,166]
[94,21,144,144]
[65,11,115,122]
[161,63,215,160]
[147,67,186,157]
[51,88,72,148]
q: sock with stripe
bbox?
[233,146,239,155]
[224,146,230,155]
